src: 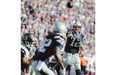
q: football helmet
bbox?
[21,33,35,50]
[73,21,82,32]
[53,21,67,38]
[73,21,82,27]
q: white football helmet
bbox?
[73,21,82,33]
[73,21,82,27]
[53,21,67,38]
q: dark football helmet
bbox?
[21,33,35,50]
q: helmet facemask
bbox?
[73,21,82,33]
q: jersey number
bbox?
[39,39,52,53]
[70,38,80,47]
[44,39,52,47]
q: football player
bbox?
[21,33,37,75]
[31,21,67,75]
[62,21,86,75]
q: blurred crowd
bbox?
[21,0,95,74]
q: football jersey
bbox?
[35,32,65,61]
[65,29,85,54]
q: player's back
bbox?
[38,32,65,61]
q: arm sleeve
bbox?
[54,36,65,50]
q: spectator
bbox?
[80,55,88,75]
